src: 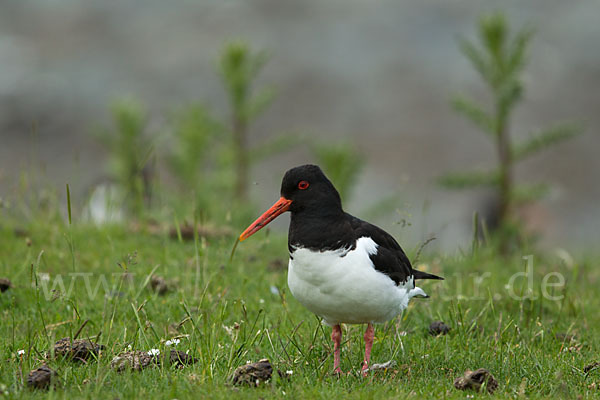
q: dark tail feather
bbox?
[412,269,444,280]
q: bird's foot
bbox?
[332,367,348,377]
[361,363,369,377]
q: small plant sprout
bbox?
[168,105,223,190]
[219,41,274,201]
[439,12,583,251]
[100,99,155,217]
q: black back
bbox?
[282,165,443,286]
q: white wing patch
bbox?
[359,236,379,256]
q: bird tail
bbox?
[412,269,444,281]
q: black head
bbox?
[280,164,343,216]
[239,164,343,241]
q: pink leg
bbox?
[331,324,343,374]
[361,323,374,374]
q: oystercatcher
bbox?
[239,164,443,374]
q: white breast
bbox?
[287,237,426,326]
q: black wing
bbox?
[346,213,413,285]
[346,213,443,286]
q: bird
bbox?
[239,164,443,375]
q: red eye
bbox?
[298,180,309,190]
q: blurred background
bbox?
[0,0,598,253]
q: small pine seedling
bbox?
[439,12,582,251]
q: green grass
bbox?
[0,220,599,399]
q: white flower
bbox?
[165,338,180,346]
[17,349,25,356]
[259,298,265,304]
[147,348,160,356]
[127,344,132,350]
[286,370,293,375]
